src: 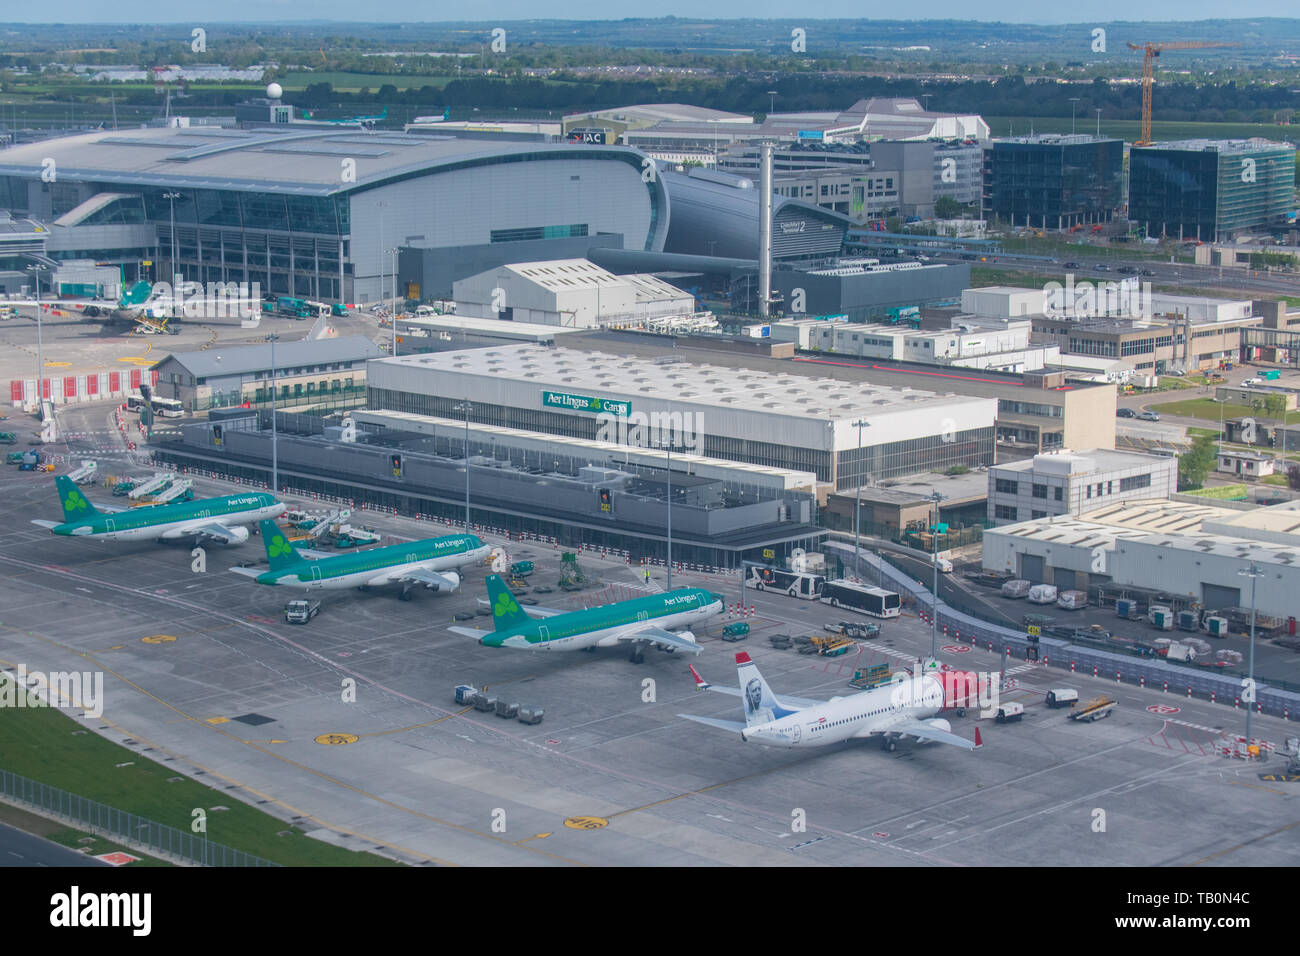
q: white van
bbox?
[1027,584,1058,605]
[934,556,953,573]
[1046,688,1079,708]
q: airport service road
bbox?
[3,470,1297,866]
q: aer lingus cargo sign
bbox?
[542,390,631,418]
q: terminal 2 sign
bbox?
[542,390,631,418]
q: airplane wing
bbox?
[619,626,703,655]
[229,567,262,579]
[396,567,460,591]
[296,547,335,560]
[476,598,566,618]
[688,663,822,707]
[869,717,979,751]
[448,625,492,640]
[678,714,748,734]
[175,522,249,544]
[31,520,60,530]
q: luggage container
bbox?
[1001,579,1031,599]
[1176,610,1199,632]
[1150,605,1174,630]
[454,684,477,705]
[1116,598,1139,619]
[495,699,520,719]
[1057,590,1087,610]
[1027,584,1058,605]
[518,706,544,725]
[1046,688,1079,708]
[474,694,497,713]
[1205,616,1229,637]
[995,701,1025,723]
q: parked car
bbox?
[1137,410,1160,422]
[1242,377,1263,387]
[1116,407,1137,418]
[1117,265,1138,274]
[1140,268,1156,277]
[1093,263,1111,272]
[1063,261,1082,269]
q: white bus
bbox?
[151,397,184,418]
[822,581,901,619]
[744,563,825,599]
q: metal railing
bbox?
[0,769,279,867]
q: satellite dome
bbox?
[266,82,283,100]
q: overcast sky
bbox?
[6,2,1299,25]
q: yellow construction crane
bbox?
[1127,41,1237,146]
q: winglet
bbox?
[974,727,983,750]
[688,663,710,690]
[735,651,752,665]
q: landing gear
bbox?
[956,707,967,718]
[358,585,371,593]
[629,643,645,664]
[881,735,897,753]
[399,585,413,601]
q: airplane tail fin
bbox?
[736,651,782,728]
[119,280,153,309]
[55,475,98,522]
[260,520,304,571]
[485,574,531,632]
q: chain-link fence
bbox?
[0,769,279,867]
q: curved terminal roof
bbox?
[0,127,660,198]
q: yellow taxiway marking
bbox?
[205,716,230,725]
[1186,819,1299,866]
[1226,778,1288,796]
[360,707,472,737]
[513,832,552,845]
[118,343,153,365]
[44,360,72,367]
[563,816,608,831]
[140,634,177,644]
[245,739,289,745]
[314,732,359,746]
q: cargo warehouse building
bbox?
[364,345,997,489]
[0,127,669,303]
[156,409,825,567]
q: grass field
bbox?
[1181,483,1250,499]
[0,802,171,866]
[0,680,401,867]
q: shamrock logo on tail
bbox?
[494,592,519,617]
[63,489,88,513]
[268,535,292,558]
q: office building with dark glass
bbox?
[0,127,669,303]
[1129,139,1296,242]
[982,134,1124,229]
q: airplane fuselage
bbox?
[495,598,724,651]
[261,543,491,590]
[742,675,945,748]
[57,498,285,542]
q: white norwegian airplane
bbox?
[680,651,981,752]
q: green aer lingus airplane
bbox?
[231,519,489,598]
[451,573,724,655]
[33,475,285,543]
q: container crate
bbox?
[474,694,497,712]
[495,699,520,719]
[518,707,544,725]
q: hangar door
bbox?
[1018,554,1045,584]
[1202,584,1241,610]
[1053,567,1078,590]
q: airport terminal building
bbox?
[0,127,669,303]
[364,345,997,489]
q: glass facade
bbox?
[1130,144,1296,241]
[984,138,1123,227]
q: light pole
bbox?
[851,419,870,581]
[1239,562,1263,747]
[929,491,947,662]
[162,190,180,287]
[654,435,674,591]
[767,90,777,115]
[454,400,472,533]
[374,200,386,313]
[267,332,279,493]
[386,246,399,355]
[1094,108,1102,137]
[26,263,45,410]
[1069,97,1080,135]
